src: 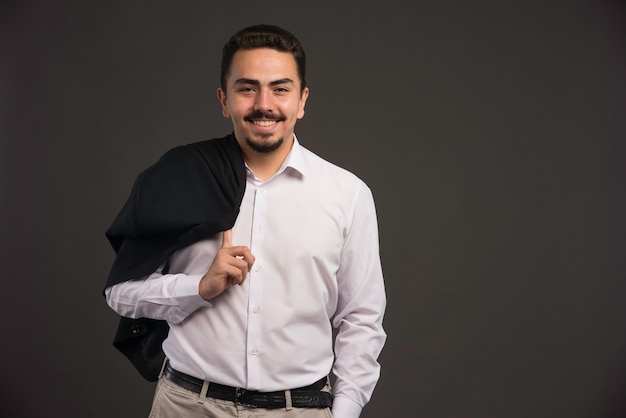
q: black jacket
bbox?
[104,134,246,381]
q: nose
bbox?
[253,88,273,112]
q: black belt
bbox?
[163,362,333,409]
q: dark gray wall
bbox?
[2,1,625,417]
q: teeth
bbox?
[253,120,276,126]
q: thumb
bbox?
[221,229,233,248]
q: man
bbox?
[104,24,386,418]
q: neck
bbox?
[242,136,294,181]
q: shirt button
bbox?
[252,306,260,314]
[254,265,261,272]
[251,349,259,356]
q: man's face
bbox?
[217,48,309,154]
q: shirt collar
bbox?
[245,134,309,181]
[282,134,309,177]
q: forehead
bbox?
[227,48,300,86]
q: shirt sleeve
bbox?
[331,182,387,417]
[105,267,210,325]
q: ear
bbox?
[217,88,230,118]
[297,87,309,119]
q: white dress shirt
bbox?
[106,136,386,418]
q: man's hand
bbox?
[198,230,255,301]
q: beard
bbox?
[243,110,286,153]
[244,134,284,154]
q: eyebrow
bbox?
[233,78,295,87]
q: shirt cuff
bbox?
[331,396,363,418]
[174,274,212,314]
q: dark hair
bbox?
[220,24,306,93]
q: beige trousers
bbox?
[148,375,333,418]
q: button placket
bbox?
[246,185,266,388]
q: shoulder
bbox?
[160,134,239,164]
[187,134,240,156]
[132,134,244,204]
[299,145,369,192]
[140,134,242,179]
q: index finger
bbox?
[221,229,233,248]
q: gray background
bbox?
[2,1,625,417]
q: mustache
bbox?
[244,111,284,121]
